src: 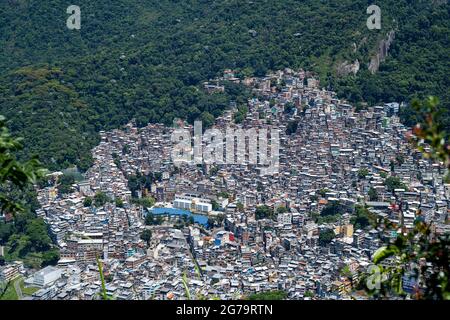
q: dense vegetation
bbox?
[321,201,347,216]
[0,212,60,268]
[255,205,274,220]
[140,229,152,246]
[318,228,336,247]
[247,290,287,300]
[0,117,58,268]
[0,1,448,172]
[145,212,164,226]
[384,176,408,192]
[127,171,161,198]
[350,205,376,230]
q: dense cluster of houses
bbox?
[3,69,448,300]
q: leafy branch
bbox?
[96,255,114,300]
[0,115,46,215]
[409,96,450,182]
[360,97,450,300]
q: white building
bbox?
[277,212,292,225]
[173,194,212,213]
[31,266,62,287]
[0,265,20,283]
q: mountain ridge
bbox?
[0,0,448,170]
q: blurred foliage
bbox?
[0,116,57,268]
[409,97,450,182]
[96,256,114,300]
[360,97,449,300]
[0,115,45,213]
[362,217,449,300]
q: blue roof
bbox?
[149,207,208,225]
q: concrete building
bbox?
[31,266,62,288]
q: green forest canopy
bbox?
[0,0,448,171]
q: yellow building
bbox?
[343,224,354,237]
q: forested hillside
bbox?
[0,0,448,171]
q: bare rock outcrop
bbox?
[336,59,360,77]
[368,30,395,74]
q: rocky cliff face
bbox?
[336,59,360,77]
[368,30,395,74]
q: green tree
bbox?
[256,182,264,192]
[384,176,407,192]
[358,168,369,179]
[286,121,299,135]
[276,206,288,214]
[247,290,287,300]
[127,174,140,197]
[115,198,124,208]
[41,249,60,267]
[140,230,152,246]
[57,174,75,196]
[340,265,352,278]
[94,192,110,207]
[211,200,220,211]
[318,228,335,246]
[255,205,274,220]
[234,105,248,124]
[0,116,57,266]
[350,205,376,230]
[364,218,449,300]
[145,212,162,226]
[207,217,215,229]
[139,197,155,208]
[218,192,229,199]
[122,145,130,155]
[284,102,295,114]
[318,188,330,198]
[396,154,405,166]
[0,223,14,245]
[145,213,155,226]
[200,111,215,128]
[83,197,93,207]
[368,187,379,201]
[321,201,348,217]
[25,218,52,251]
